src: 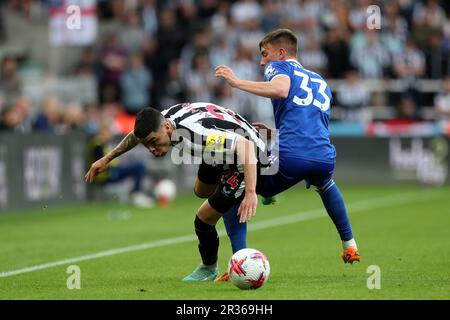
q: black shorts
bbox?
[197,163,245,214]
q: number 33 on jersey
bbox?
[263,59,336,163]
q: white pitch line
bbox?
[0,191,443,278]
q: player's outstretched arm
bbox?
[85,131,139,183]
[215,65,290,99]
[235,136,258,223]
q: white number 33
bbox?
[292,70,330,112]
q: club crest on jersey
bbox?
[205,133,225,152]
[264,65,277,78]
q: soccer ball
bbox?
[228,248,270,290]
[154,179,177,206]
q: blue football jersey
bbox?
[263,59,336,163]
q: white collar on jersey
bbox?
[286,58,303,68]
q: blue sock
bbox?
[317,180,354,241]
[222,204,247,253]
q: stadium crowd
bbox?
[1,0,450,135]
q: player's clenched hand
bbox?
[215,65,240,88]
[237,191,258,223]
[85,158,109,183]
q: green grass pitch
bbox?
[0,185,449,299]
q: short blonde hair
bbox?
[259,29,298,56]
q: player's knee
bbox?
[316,179,335,194]
[194,181,217,199]
[193,185,212,199]
[196,211,219,226]
[194,215,215,231]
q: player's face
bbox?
[260,44,283,68]
[139,124,172,157]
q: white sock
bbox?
[342,238,357,250]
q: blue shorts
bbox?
[256,156,334,197]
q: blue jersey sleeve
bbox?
[263,61,291,82]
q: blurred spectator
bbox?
[120,54,153,114]
[140,0,158,37]
[323,28,351,78]
[179,28,211,82]
[285,0,323,50]
[260,0,282,33]
[413,0,447,42]
[381,2,408,76]
[198,0,220,19]
[109,0,127,20]
[156,8,185,72]
[184,51,217,102]
[350,30,390,79]
[119,10,146,54]
[178,0,202,36]
[99,102,134,135]
[349,0,372,31]
[320,0,349,31]
[84,103,101,135]
[214,82,240,114]
[230,0,262,28]
[434,77,450,119]
[98,32,128,104]
[74,47,99,77]
[0,56,22,98]
[87,122,154,208]
[393,38,425,86]
[396,94,421,121]
[299,36,328,74]
[337,69,370,121]
[443,10,450,40]
[0,105,19,131]
[159,59,188,109]
[209,37,234,69]
[414,1,447,50]
[235,17,265,53]
[382,0,408,41]
[61,102,85,132]
[229,46,260,121]
[210,1,230,37]
[284,0,322,32]
[14,96,32,133]
[33,96,61,132]
[142,37,161,91]
[424,31,449,79]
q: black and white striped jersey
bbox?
[161,102,270,167]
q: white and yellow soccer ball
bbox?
[228,248,270,290]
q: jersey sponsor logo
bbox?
[205,133,226,152]
[264,65,277,79]
[221,186,232,195]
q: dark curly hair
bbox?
[134,107,165,139]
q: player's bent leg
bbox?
[194,163,221,198]
[182,201,222,281]
[194,179,217,199]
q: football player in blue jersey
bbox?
[215,28,360,265]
